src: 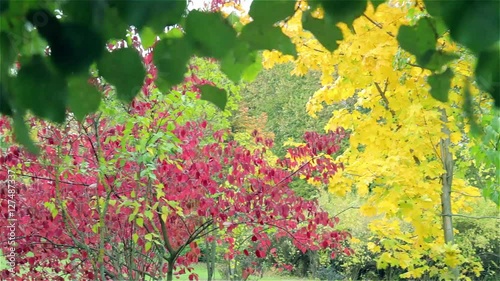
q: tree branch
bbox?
[442,214,500,220]
[334,206,360,217]
[362,14,395,38]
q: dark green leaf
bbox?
[475,45,500,107]
[154,37,192,90]
[13,113,39,155]
[240,23,296,56]
[199,85,227,111]
[313,0,367,25]
[428,68,453,103]
[68,75,101,121]
[185,11,237,59]
[221,42,260,83]
[0,84,13,116]
[302,13,343,52]
[110,0,186,33]
[397,18,437,63]
[97,48,146,102]
[26,9,102,73]
[147,0,186,33]
[102,7,129,39]
[249,0,296,25]
[425,50,459,72]
[0,0,9,14]
[0,31,16,71]
[60,1,99,27]
[20,31,48,56]
[14,55,67,123]
[26,9,62,43]
[463,84,481,136]
[371,0,385,9]
[426,1,499,53]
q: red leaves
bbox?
[255,249,266,258]
[0,84,349,280]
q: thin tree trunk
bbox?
[206,236,216,281]
[166,258,174,281]
[439,109,459,279]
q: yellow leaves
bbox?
[350,237,361,244]
[472,262,484,277]
[360,204,377,217]
[259,0,486,277]
[261,50,293,69]
[399,266,428,279]
[310,5,324,19]
[394,252,413,269]
[328,172,353,197]
[377,252,399,269]
[305,96,323,118]
[367,241,381,253]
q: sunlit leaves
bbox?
[199,85,227,111]
[97,48,146,102]
[140,27,157,49]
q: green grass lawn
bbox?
[0,254,314,281]
[176,263,314,281]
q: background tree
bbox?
[261,1,496,279]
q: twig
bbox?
[450,191,482,198]
[362,14,395,38]
[334,206,360,217]
[442,214,500,220]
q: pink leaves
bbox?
[0,87,349,280]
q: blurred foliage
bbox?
[239,63,335,157]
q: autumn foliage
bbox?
[0,66,349,280]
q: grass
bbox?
[0,254,314,281]
[176,263,314,281]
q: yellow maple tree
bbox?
[261,0,493,279]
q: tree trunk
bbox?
[206,236,216,281]
[439,109,459,279]
[166,258,174,281]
